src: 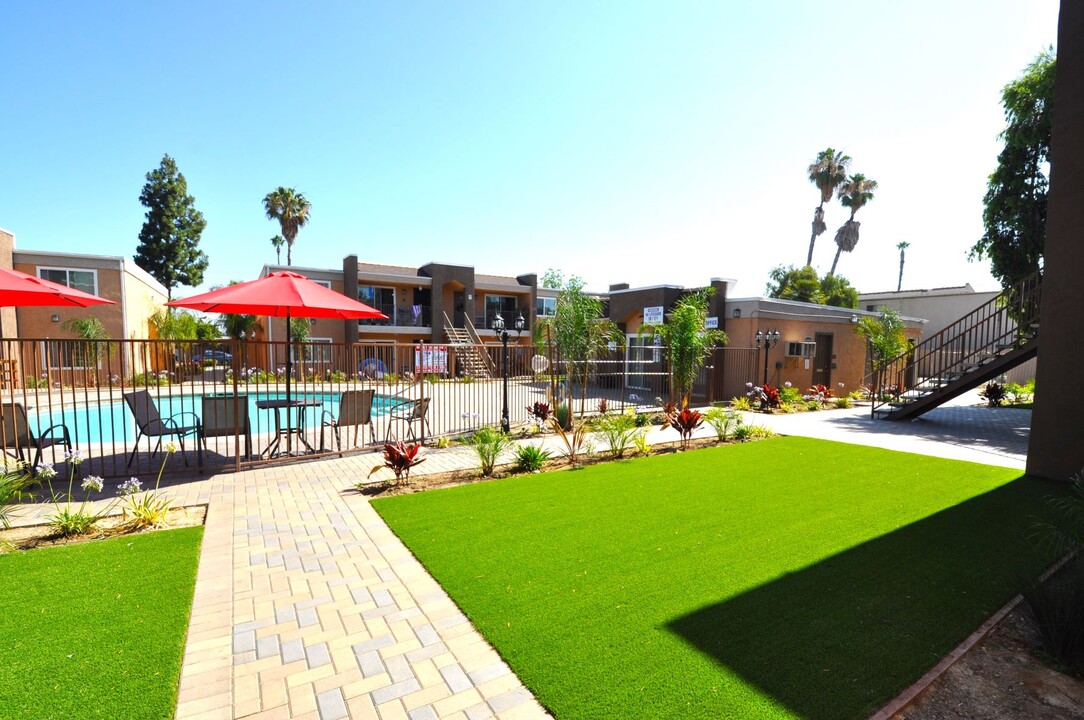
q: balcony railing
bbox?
[360,304,431,328]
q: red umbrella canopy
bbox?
[166,271,386,319]
[0,267,116,308]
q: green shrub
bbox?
[732,424,775,442]
[803,400,822,412]
[834,396,854,409]
[514,444,552,473]
[130,371,170,386]
[633,413,650,427]
[730,396,753,411]
[703,406,741,441]
[595,413,638,459]
[1021,556,1084,677]
[554,402,571,430]
[425,373,441,384]
[328,370,348,382]
[779,385,802,404]
[632,432,651,456]
[25,374,49,390]
[0,468,37,529]
[469,427,513,477]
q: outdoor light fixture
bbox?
[755,329,781,385]
[732,308,741,318]
[493,313,526,433]
[51,314,60,323]
[851,314,858,323]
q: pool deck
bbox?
[6,391,1032,719]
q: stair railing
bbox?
[868,271,1042,417]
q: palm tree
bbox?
[270,235,285,264]
[896,241,911,291]
[806,148,851,266]
[262,188,311,266]
[830,173,878,276]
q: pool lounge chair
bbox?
[320,389,375,455]
[0,402,72,468]
[123,390,200,468]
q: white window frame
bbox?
[291,336,333,363]
[312,280,332,289]
[37,266,99,296]
[536,297,557,318]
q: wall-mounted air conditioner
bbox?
[784,341,816,358]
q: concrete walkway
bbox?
[9,393,1033,719]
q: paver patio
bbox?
[7,392,1032,719]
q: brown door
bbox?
[813,333,833,387]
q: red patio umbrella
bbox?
[0,266,116,347]
[166,270,386,412]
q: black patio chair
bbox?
[1,402,72,468]
[123,390,200,468]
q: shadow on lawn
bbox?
[667,475,1062,720]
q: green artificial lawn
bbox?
[0,526,204,720]
[374,437,1064,720]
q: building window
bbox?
[43,340,98,369]
[536,297,556,317]
[291,337,333,363]
[312,280,331,289]
[484,295,519,328]
[38,267,97,296]
[358,286,395,325]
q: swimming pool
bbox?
[27,391,400,445]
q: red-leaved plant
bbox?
[526,402,551,427]
[760,384,781,411]
[666,401,704,450]
[368,441,426,485]
[806,384,833,404]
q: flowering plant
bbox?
[43,450,115,537]
[665,400,704,450]
[118,441,177,530]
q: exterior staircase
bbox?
[870,271,1041,421]
[443,312,495,379]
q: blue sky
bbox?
[1,1,1059,298]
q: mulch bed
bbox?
[0,505,208,552]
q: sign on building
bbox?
[705,316,718,329]
[643,306,664,325]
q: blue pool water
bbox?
[28,392,399,445]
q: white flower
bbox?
[784,382,792,387]
[164,441,179,454]
[36,463,57,479]
[746,382,753,388]
[118,478,142,496]
[81,476,104,492]
[64,449,84,465]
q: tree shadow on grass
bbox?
[667,476,1062,720]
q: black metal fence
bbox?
[0,338,757,478]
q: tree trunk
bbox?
[806,203,824,266]
[897,249,905,291]
[287,241,293,266]
[830,246,843,276]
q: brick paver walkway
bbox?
[8,391,1031,719]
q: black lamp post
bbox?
[755,329,781,386]
[493,313,526,433]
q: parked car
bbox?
[201,349,232,364]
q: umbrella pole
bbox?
[285,311,292,455]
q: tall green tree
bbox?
[970,50,1055,288]
[806,148,851,266]
[134,154,209,299]
[766,265,858,308]
[270,235,285,264]
[640,289,728,404]
[537,275,623,419]
[263,187,311,266]
[831,173,878,276]
[213,281,261,340]
[855,308,909,393]
[896,241,911,291]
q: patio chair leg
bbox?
[127,431,145,469]
[179,436,189,467]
